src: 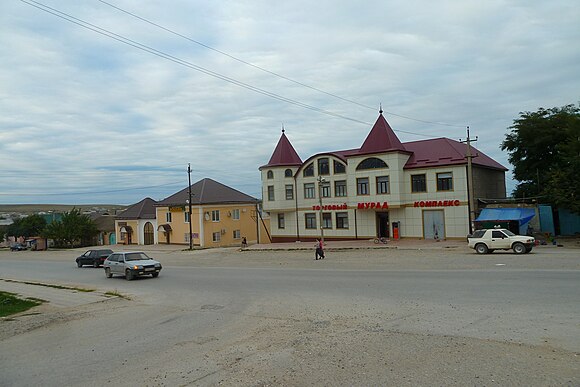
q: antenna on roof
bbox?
[281,124,285,133]
[379,103,383,114]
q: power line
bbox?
[95,0,466,129]
[20,0,460,138]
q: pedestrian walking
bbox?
[315,238,325,260]
[241,237,247,249]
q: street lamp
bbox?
[317,176,329,244]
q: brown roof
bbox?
[260,130,302,169]
[156,178,258,206]
[116,197,157,220]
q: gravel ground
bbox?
[1,245,579,386]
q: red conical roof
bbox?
[261,130,302,168]
[359,113,406,154]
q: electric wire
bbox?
[20,0,460,137]
[96,0,465,129]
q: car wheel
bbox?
[475,243,488,254]
[125,269,134,281]
[152,273,159,278]
[105,267,112,278]
[93,261,99,268]
[77,260,82,268]
[513,242,526,254]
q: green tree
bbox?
[501,104,580,213]
[42,209,98,248]
[5,214,47,239]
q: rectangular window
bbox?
[212,210,220,222]
[267,185,275,201]
[335,180,347,197]
[336,212,349,229]
[318,158,330,175]
[166,212,172,223]
[278,213,285,229]
[437,172,453,191]
[304,183,315,199]
[320,184,331,198]
[233,230,241,239]
[357,177,369,195]
[376,176,390,194]
[305,213,317,229]
[322,213,332,229]
[185,212,190,223]
[232,209,240,220]
[285,184,294,200]
[411,174,427,193]
[212,232,221,242]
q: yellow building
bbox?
[155,178,269,247]
[115,197,157,245]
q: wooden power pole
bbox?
[461,127,478,234]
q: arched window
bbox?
[285,169,293,177]
[356,157,388,170]
[303,163,314,177]
[144,222,154,245]
[267,170,274,179]
[334,161,346,174]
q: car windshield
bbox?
[125,253,150,261]
[503,230,516,236]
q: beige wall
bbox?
[156,204,261,247]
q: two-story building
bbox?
[260,111,507,242]
[155,178,267,247]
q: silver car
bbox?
[103,251,162,280]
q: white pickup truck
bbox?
[467,228,535,254]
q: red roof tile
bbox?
[261,130,302,168]
[359,113,407,154]
[404,138,507,170]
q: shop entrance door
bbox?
[423,210,444,239]
[376,212,390,238]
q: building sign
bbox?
[169,206,185,212]
[312,203,348,211]
[414,199,461,208]
[358,202,389,210]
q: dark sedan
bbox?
[10,243,27,251]
[76,249,114,268]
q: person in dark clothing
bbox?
[315,238,325,260]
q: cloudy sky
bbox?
[1,0,578,205]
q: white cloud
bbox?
[0,0,578,204]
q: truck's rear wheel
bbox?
[475,243,488,254]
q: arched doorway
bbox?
[144,222,154,245]
[157,224,172,244]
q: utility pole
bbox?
[460,127,478,234]
[187,163,193,250]
[317,176,328,243]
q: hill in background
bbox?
[0,204,127,215]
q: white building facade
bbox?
[260,112,506,242]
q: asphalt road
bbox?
[1,246,579,386]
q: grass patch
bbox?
[0,291,43,317]
[3,279,94,292]
[104,290,131,300]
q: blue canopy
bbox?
[475,208,536,234]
